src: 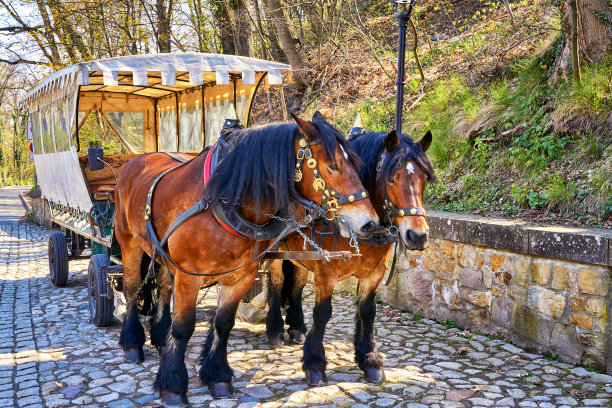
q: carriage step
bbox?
[100,264,125,278]
[263,251,360,261]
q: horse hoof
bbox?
[160,390,189,407]
[124,348,144,363]
[157,345,169,356]
[288,330,306,344]
[208,382,235,399]
[304,369,327,386]
[267,334,283,349]
[364,367,386,384]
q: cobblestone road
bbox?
[0,223,611,408]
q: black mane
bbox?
[349,132,435,187]
[204,120,361,211]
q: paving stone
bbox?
[0,223,610,408]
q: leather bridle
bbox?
[376,151,426,226]
[295,137,369,220]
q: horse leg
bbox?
[284,262,308,344]
[302,276,334,386]
[266,260,285,348]
[118,244,146,363]
[154,273,199,406]
[200,277,253,398]
[354,273,385,383]
[150,266,173,355]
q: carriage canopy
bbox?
[24,53,292,212]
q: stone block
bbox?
[513,257,531,287]
[408,256,419,268]
[578,333,605,349]
[465,220,528,253]
[585,298,605,317]
[495,271,512,286]
[512,305,553,346]
[569,315,593,330]
[427,214,465,242]
[581,351,607,373]
[569,296,584,313]
[491,286,505,297]
[490,254,505,272]
[406,269,433,304]
[457,245,476,267]
[536,288,566,319]
[467,291,491,308]
[509,285,527,303]
[578,267,610,296]
[460,268,482,290]
[469,309,490,328]
[482,265,492,289]
[492,297,514,329]
[528,228,608,266]
[476,255,485,269]
[449,292,466,311]
[550,323,579,362]
[422,244,443,273]
[439,242,456,259]
[441,260,457,276]
[531,262,551,286]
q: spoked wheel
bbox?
[48,231,69,287]
[88,254,114,327]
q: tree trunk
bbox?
[211,0,236,54]
[569,0,580,81]
[265,0,311,93]
[156,0,174,53]
[551,0,612,81]
[233,0,253,57]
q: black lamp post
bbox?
[392,0,416,135]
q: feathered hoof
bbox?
[160,390,189,407]
[267,333,284,349]
[208,382,235,399]
[288,329,306,345]
[304,369,327,386]
[364,367,386,384]
[124,347,144,363]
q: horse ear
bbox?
[312,111,326,122]
[291,113,319,142]
[417,130,432,152]
[385,130,399,152]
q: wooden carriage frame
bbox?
[24,53,292,326]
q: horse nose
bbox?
[407,229,428,248]
[361,220,378,234]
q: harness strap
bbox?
[383,241,400,286]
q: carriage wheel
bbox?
[88,254,115,327]
[48,231,69,287]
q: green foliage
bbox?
[412,309,423,320]
[441,319,457,329]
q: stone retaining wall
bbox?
[337,211,612,374]
[377,212,612,374]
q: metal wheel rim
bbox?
[88,266,97,318]
[49,239,56,280]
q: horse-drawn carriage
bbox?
[24,53,294,326]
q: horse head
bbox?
[292,112,379,239]
[376,130,434,251]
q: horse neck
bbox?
[367,177,386,224]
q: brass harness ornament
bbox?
[295,137,369,219]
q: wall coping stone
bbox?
[427,211,612,266]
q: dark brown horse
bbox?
[113,113,379,405]
[266,129,434,385]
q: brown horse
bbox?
[113,112,379,405]
[266,129,434,385]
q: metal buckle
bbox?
[296,149,305,160]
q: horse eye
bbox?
[387,177,395,184]
[328,164,339,171]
